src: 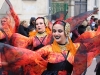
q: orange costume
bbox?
[0,7,99,75]
[10,28,53,50]
[29,31,53,51]
[10,33,30,48]
[0,0,20,41]
[0,38,77,75]
[0,34,100,75]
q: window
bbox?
[74,0,87,16]
[52,0,64,2]
[23,0,36,1]
[94,0,97,7]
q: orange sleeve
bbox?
[11,33,30,48]
[0,43,49,75]
[36,45,52,57]
[9,7,20,33]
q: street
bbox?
[85,58,96,75]
[85,56,100,75]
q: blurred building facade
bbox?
[0,0,100,21]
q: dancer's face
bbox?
[36,18,46,33]
[52,24,67,44]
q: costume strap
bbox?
[61,50,70,59]
[36,35,47,44]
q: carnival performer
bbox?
[29,17,53,50]
[0,21,76,75]
[0,0,20,41]
[10,9,97,49]
[29,17,52,37]
[11,17,53,50]
[0,20,77,75]
[1,20,100,75]
[40,20,77,75]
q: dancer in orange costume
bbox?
[0,20,100,75]
[0,20,77,75]
[11,17,53,50]
[0,0,20,41]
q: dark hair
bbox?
[91,16,95,19]
[53,20,66,27]
[78,25,87,34]
[30,17,35,21]
[30,17,35,23]
[52,20,71,37]
[52,20,66,32]
[94,18,98,21]
[35,17,46,26]
[91,16,94,17]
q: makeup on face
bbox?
[36,22,44,25]
[52,24,67,44]
[36,18,46,33]
[1,20,6,23]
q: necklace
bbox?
[58,38,69,51]
[58,44,67,51]
[36,32,47,37]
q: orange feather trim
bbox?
[52,38,76,56]
[29,27,51,37]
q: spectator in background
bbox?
[81,20,92,32]
[71,20,92,42]
[28,17,36,32]
[78,20,92,35]
[18,20,29,37]
[82,20,88,26]
[78,25,87,35]
[91,18,98,30]
[71,20,88,42]
[90,16,95,25]
[28,17,36,36]
[85,25,92,32]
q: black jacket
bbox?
[28,17,36,32]
[18,25,29,37]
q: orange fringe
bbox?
[29,27,51,37]
[29,31,37,37]
[52,38,76,56]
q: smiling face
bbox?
[36,18,46,33]
[52,24,67,44]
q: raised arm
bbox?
[5,0,20,33]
